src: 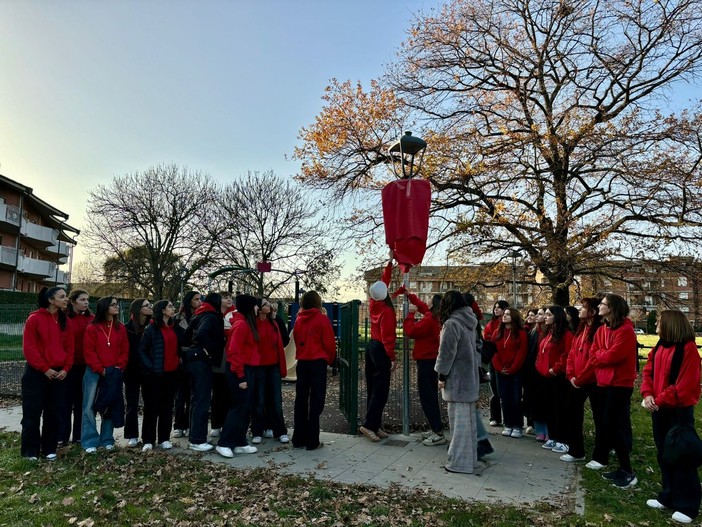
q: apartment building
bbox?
[0,174,79,292]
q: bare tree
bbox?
[295,0,702,305]
[84,164,222,300]
[215,171,340,298]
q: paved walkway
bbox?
[0,406,576,505]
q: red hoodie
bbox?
[256,317,287,377]
[294,308,337,364]
[483,317,501,342]
[23,308,74,373]
[535,329,573,377]
[492,326,527,375]
[590,319,638,388]
[227,312,256,380]
[368,261,397,361]
[403,294,440,361]
[641,341,701,408]
[69,313,94,365]
[566,326,597,387]
[83,320,129,374]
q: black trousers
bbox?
[219,369,252,449]
[173,366,190,431]
[21,364,65,458]
[362,339,391,432]
[533,374,568,442]
[123,369,141,440]
[562,382,595,458]
[58,363,85,443]
[652,407,701,519]
[211,372,230,430]
[488,362,502,424]
[186,359,212,444]
[292,359,327,449]
[592,386,634,472]
[141,372,178,444]
[417,359,443,433]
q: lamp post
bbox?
[510,250,520,308]
[387,131,427,436]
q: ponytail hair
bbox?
[37,286,68,330]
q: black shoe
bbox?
[612,470,637,489]
[602,469,623,481]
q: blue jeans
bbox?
[249,365,287,437]
[81,368,115,449]
[186,359,212,444]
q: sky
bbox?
[0,0,431,299]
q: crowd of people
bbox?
[18,258,702,524]
[20,286,336,461]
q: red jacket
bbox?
[23,308,74,373]
[368,261,397,361]
[256,318,287,377]
[68,313,94,366]
[228,312,256,380]
[293,308,337,364]
[566,328,597,387]
[591,319,638,388]
[83,321,129,374]
[641,341,701,408]
[403,294,440,360]
[483,317,501,342]
[492,327,527,375]
[535,330,573,377]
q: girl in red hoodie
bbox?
[360,254,397,442]
[404,291,444,445]
[484,300,509,427]
[492,308,528,438]
[21,286,73,460]
[58,289,93,446]
[590,293,638,488]
[82,296,129,453]
[292,291,337,450]
[534,305,573,453]
[561,297,602,463]
[642,310,701,523]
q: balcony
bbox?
[43,241,70,264]
[0,246,18,268]
[42,269,67,286]
[0,203,21,229]
[17,255,56,279]
[20,220,58,247]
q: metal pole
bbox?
[512,256,517,307]
[402,271,410,436]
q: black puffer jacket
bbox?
[184,306,225,366]
[139,322,185,374]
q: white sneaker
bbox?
[525,426,535,435]
[159,441,173,450]
[551,442,568,453]
[510,428,523,438]
[127,438,138,448]
[502,427,513,436]
[142,443,153,452]
[173,429,185,438]
[672,511,693,524]
[585,460,606,470]
[420,430,434,439]
[26,456,38,461]
[216,446,234,458]
[279,434,290,444]
[646,499,667,510]
[189,442,214,452]
[263,429,274,438]
[234,445,257,454]
[489,420,499,426]
[105,444,115,451]
[85,447,97,454]
[209,428,221,438]
[422,432,447,446]
[251,436,262,444]
[45,453,57,461]
[560,454,585,462]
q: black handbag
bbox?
[663,422,702,467]
[481,340,497,365]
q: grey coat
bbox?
[435,306,479,403]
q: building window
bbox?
[645,296,653,305]
[678,277,688,287]
[681,306,690,313]
[679,292,689,300]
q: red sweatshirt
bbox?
[161,325,180,372]
[641,341,701,408]
[492,327,527,375]
[228,312,257,380]
[535,330,573,377]
[23,308,74,373]
[590,319,637,388]
[368,261,397,361]
[68,313,94,365]
[483,317,501,342]
[403,294,440,361]
[566,327,597,387]
[83,321,129,374]
[256,317,287,377]
[294,308,337,364]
